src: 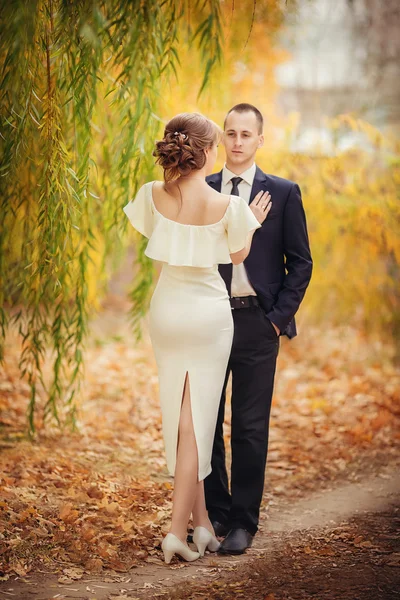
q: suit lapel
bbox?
[250,165,268,201]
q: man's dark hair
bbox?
[224,103,264,134]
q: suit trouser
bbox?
[204,305,279,536]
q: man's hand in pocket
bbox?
[270,320,280,336]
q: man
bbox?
[204,103,313,554]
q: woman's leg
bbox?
[169,374,199,543]
[192,480,215,533]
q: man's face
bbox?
[223,111,264,168]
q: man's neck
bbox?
[225,159,255,175]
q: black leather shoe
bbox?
[187,520,229,543]
[217,528,253,555]
[186,528,194,544]
[211,520,230,538]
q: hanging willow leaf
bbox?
[0,0,226,434]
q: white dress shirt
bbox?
[221,163,257,298]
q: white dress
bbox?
[123,181,261,480]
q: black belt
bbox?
[230,296,260,310]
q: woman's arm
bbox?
[230,229,257,264]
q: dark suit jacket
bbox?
[206,166,313,339]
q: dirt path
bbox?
[2,309,400,599]
[3,460,399,600]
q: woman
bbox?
[123,113,271,564]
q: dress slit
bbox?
[173,370,201,482]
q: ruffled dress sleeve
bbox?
[225,195,262,253]
[123,183,154,238]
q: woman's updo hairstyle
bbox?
[153,113,222,183]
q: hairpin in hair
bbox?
[174,131,187,140]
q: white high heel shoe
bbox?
[161,532,200,564]
[193,526,221,557]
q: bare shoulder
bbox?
[152,180,166,196]
[152,180,178,206]
[210,188,231,210]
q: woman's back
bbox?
[151,180,231,227]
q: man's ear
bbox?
[258,134,265,149]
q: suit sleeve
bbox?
[266,184,313,333]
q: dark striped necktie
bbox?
[230,177,243,196]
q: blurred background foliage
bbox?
[1,0,399,433]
